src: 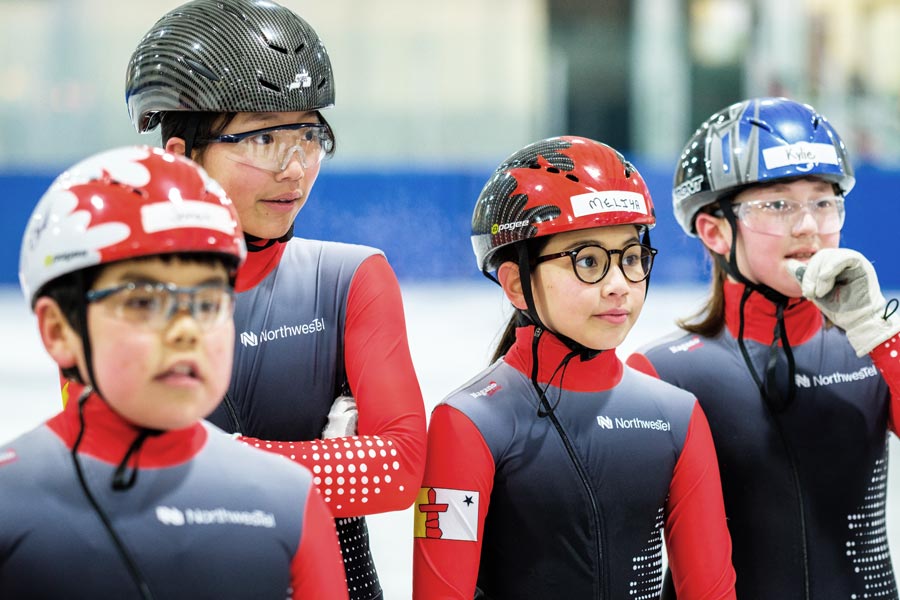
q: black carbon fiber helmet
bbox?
[126,0,335,133]
[673,97,855,236]
[472,136,655,275]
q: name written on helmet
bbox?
[491,220,530,235]
[570,191,648,218]
[673,175,704,203]
[762,142,840,171]
[142,201,236,235]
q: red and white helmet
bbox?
[19,145,246,306]
[471,136,655,275]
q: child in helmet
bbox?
[2,146,347,599]
[412,136,736,599]
[628,97,900,598]
[119,2,426,597]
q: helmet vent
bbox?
[565,174,579,182]
[747,117,774,133]
[181,57,220,83]
[266,41,289,55]
[258,77,281,93]
[811,115,821,129]
[294,42,306,54]
[528,162,541,169]
[546,167,560,174]
[317,78,328,90]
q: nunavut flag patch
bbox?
[413,487,479,541]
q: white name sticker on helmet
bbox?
[762,142,840,171]
[570,191,648,218]
[141,201,235,234]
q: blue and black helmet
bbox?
[672,97,855,236]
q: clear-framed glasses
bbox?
[85,281,235,330]
[200,123,334,173]
[732,196,845,236]
[533,243,658,284]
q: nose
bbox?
[791,208,819,236]
[164,294,201,345]
[276,146,307,181]
[599,258,631,296]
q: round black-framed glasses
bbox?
[533,242,658,284]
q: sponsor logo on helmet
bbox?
[596,415,671,431]
[156,505,276,528]
[570,191,648,218]
[470,381,501,398]
[673,175,704,202]
[668,336,703,354]
[490,220,530,235]
[239,317,326,347]
[762,142,840,171]
[44,250,88,267]
[288,70,312,90]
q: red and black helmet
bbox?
[471,136,655,276]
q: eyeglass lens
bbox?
[226,126,330,172]
[735,197,845,235]
[572,244,655,283]
[88,282,234,330]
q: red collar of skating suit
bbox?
[235,238,287,293]
[504,325,624,392]
[723,279,822,345]
[47,392,207,468]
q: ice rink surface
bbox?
[2,282,899,598]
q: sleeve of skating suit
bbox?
[413,405,495,599]
[291,484,350,600]
[665,403,737,599]
[868,341,900,434]
[238,254,427,517]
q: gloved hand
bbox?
[322,395,358,438]
[786,248,900,357]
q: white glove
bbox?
[322,395,358,438]
[786,248,900,357]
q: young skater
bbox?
[413,136,736,599]
[3,145,347,599]
[628,97,900,598]
[119,2,426,597]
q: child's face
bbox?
[82,257,234,430]
[531,225,648,350]
[196,110,324,241]
[729,178,841,297]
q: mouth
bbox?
[785,249,817,261]
[595,310,629,323]
[156,361,202,385]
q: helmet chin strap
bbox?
[717,200,797,412]
[514,244,603,418]
[244,224,295,251]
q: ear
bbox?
[694,212,733,256]
[34,298,81,373]
[497,262,527,310]
[164,137,187,157]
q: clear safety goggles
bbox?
[731,196,845,236]
[202,123,334,173]
[86,281,235,330]
[533,243,657,284]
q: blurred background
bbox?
[1,0,900,288]
[2,1,900,598]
